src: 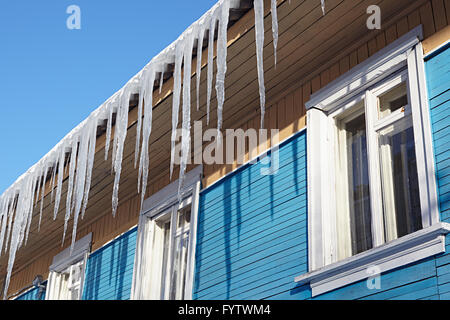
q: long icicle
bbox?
[254,0,266,129]
[53,148,65,220]
[81,117,98,220]
[138,67,156,209]
[70,122,91,254]
[112,87,131,217]
[206,13,217,125]
[271,0,279,67]
[135,71,146,169]
[62,139,78,246]
[170,42,184,180]
[196,26,205,111]
[215,0,230,147]
[179,27,196,196]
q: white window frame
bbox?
[131,166,202,300]
[45,233,91,300]
[296,26,450,297]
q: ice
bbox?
[215,1,230,146]
[0,197,9,254]
[271,0,279,67]
[170,41,184,180]
[105,100,114,161]
[62,139,78,246]
[70,122,91,253]
[53,148,65,220]
[112,87,131,217]
[38,166,48,232]
[81,117,98,220]
[138,67,156,209]
[321,0,326,15]
[179,27,196,195]
[50,160,57,203]
[135,73,145,169]
[159,70,164,94]
[254,0,266,128]
[206,12,217,126]
[196,27,205,111]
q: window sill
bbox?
[294,223,450,297]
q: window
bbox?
[46,233,91,300]
[296,26,450,297]
[131,166,202,300]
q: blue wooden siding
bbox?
[15,284,46,300]
[193,130,308,300]
[426,43,450,300]
[82,227,137,300]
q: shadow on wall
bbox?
[194,130,308,300]
[82,228,137,300]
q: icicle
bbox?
[0,197,9,254]
[81,117,98,220]
[138,67,156,209]
[62,139,78,246]
[34,170,42,209]
[321,0,326,15]
[50,160,57,203]
[196,27,205,111]
[206,13,217,125]
[111,87,131,217]
[53,148,65,220]
[105,100,114,161]
[215,1,230,146]
[24,173,38,245]
[70,122,92,254]
[3,179,31,299]
[159,70,164,94]
[271,0,279,68]
[135,73,145,169]
[4,196,16,254]
[170,42,184,180]
[38,165,48,232]
[179,28,196,196]
[254,0,266,129]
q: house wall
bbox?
[15,285,45,301]
[81,227,137,300]
[193,44,450,300]
[6,0,450,299]
[194,131,307,300]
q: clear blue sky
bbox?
[0,0,217,194]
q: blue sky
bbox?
[0,0,217,194]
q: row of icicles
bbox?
[0,0,326,299]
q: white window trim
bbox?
[45,233,92,300]
[295,222,450,297]
[299,25,442,297]
[131,165,202,300]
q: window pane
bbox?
[379,121,422,242]
[169,232,189,300]
[378,82,408,119]
[345,114,373,255]
[160,221,171,299]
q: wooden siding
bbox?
[426,43,450,299]
[193,131,307,300]
[3,0,450,298]
[15,285,45,301]
[82,228,137,300]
